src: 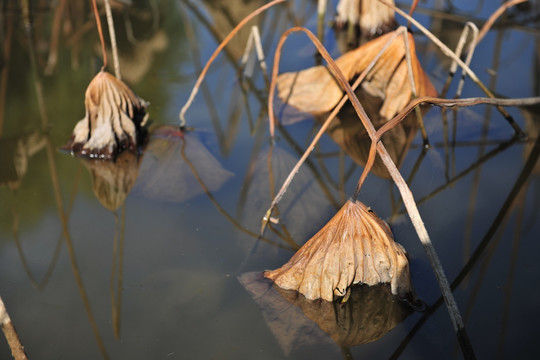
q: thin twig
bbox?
[476,0,527,45]
[90,0,107,70]
[377,0,525,137]
[266,26,406,176]
[1,296,28,360]
[263,26,485,359]
[179,0,285,128]
[103,0,121,79]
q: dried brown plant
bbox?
[264,199,413,302]
[65,71,148,159]
[277,30,437,119]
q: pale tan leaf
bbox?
[277,30,437,119]
[264,199,414,302]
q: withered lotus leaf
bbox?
[277,30,436,119]
[66,71,148,159]
[264,199,413,302]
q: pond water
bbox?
[1,1,539,359]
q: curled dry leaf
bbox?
[264,199,414,302]
[65,71,148,159]
[335,0,397,36]
[277,30,436,119]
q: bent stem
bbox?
[378,0,525,138]
[265,27,407,215]
[103,0,121,79]
[178,0,285,128]
[23,8,110,357]
[91,0,107,70]
[263,26,477,358]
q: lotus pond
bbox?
[1,1,539,359]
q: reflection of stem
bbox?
[236,121,267,219]
[178,4,224,149]
[11,165,82,291]
[0,7,13,136]
[463,28,502,276]
[111,203,126,340]
[390,131,540,359]
[44,0,66,75]
[47,118,110,360]
[268,26,473,358]
[393,137,516,218]
[23,6,110,357]
[179,136,293,251]
[277,124,341,210]
[497,187,526,359]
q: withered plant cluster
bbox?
[175,0,540,358]
[5,0,535,359]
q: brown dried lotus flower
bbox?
[335,0,397,36]
[66,71,148,159]
[264,199,413,302]
[277,30,437,120]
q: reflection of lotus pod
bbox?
[277,30,436,119]
[265,199,414,302]
[66,71,148,159]
[81,151,141,211]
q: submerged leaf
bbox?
[277,30,436,119]
[264,199,414,302]
[132,126,233,203]
[65,71,148,159]
[239,271,413,354]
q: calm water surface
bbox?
[1,1,539,359]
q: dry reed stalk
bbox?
[377,0,525,137]
[179,0,286,127]
[103,0,121,79]
[0,296,28,360]
[263,26,480,357]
